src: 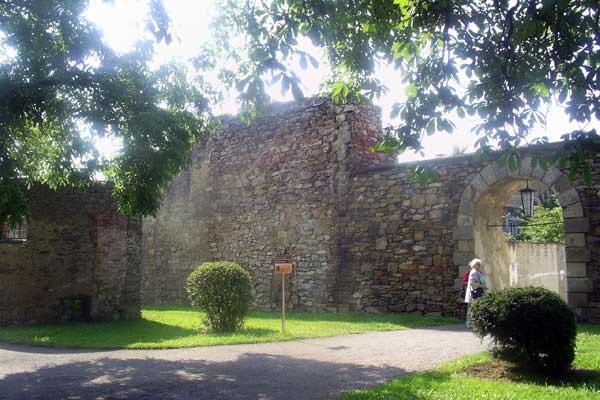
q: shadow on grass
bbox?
[578,323,600,336]
[0,318,279,353]
[0,351,412,400]
[462,358,600,391]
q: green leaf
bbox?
[405,84,417,98]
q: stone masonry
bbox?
[0,184,141,325]
[142,97,600,321]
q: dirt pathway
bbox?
[0,324,487,399]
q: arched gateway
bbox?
[454,157,593,319]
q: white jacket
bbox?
[464,268,484,304]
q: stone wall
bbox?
[342,158,478,315]
[142,97,600,321]
[142,98,388,309]
[0,184,141,325]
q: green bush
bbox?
[186,261,253,332]
[469,286,576,375]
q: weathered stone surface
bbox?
[563,203,584,218]
[0,184,140,325]
[542,167,562,186]
[375,238,388,250]
[566,263,587,277]
[479,165,498,186]
[567,277,593,293]
[519,156,534,177]
[557,188,580,207]
[140,97,600,321]
[566,246,591,262]
[452,226,474,240]
[565,233,586,248]
[564,217,590,233]
[568,292,589,307]
[142,98,391,310]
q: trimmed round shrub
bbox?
[186,261,252,332]
[470,286,576,375]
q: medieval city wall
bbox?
[0,184,141,325]
[142,98,387,309]
[142,98,600,321]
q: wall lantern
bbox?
[519,180,536,219]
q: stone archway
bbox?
[454,156,592,318]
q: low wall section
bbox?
[0,184,141,325]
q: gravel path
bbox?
[0,324,488,400]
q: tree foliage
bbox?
[516,204,565,243]
[213,0,600,182]
[0,0,214,225]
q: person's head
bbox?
[469,258,482,271]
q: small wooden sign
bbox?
[275,259,293,274]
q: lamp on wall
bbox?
[519,180,536,219]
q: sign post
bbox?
[274,259,293,333]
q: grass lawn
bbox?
[0,305,460,349]
[338,324,600,400]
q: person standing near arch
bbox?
[464,258,487,327]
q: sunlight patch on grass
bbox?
[0,305,460,349]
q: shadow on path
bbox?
[0,352,409,400]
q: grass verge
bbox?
[338,324,600,400]
[0,305,460,349]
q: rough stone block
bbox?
[453,251,474,266]
[552,174,573,193]
[566,263,587,278]
[470,174,489,197]
[565,233,586,248]
[566,246,591,262]
[457,213,473,227]
[564,217,590,233]
[453,278,463,289]
[519,156,534,177]
[375,238,388,250]
[531,164,546,180]
[452,226,474,240]
[567,277,593,293]
[430,209,443,220]
[411,193,425,209]
[568,292,589,307]
[491,161,509,180]
[457,240,474,252]
[479,165,498,186]
[563,203,584,218]
[542,168,562,186]
[459,195,474,217]
[557,188,580,207]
